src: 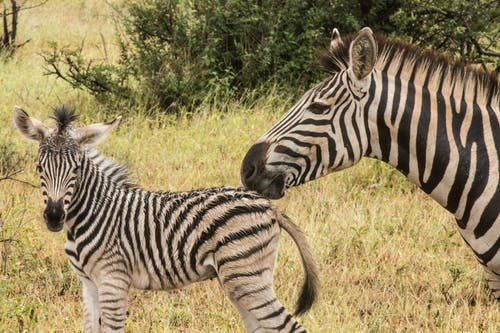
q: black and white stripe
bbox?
[241,27,499,299]
[14,106,319,332]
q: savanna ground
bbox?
[0,1,498,332]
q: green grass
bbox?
[0,1,498,332]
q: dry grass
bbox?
[0,1,498,332]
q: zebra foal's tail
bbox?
[276,212,319,315]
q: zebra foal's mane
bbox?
[318,33,499,103]
[85,147,134,188]
[48,105,134,188]
[50,104,79,133]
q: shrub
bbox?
[43,0,499,114]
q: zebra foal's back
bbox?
[14,106,319,333]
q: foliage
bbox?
[1,0,47,56]
[42,0,499,113]
[391,0,500,71]
[0,143,28,176]
[1,1,500,329]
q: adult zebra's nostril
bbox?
[243,164,256,183]
[240,142,270,189]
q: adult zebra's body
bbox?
[241,28,499,298]
[14,106,318,333]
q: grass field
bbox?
[0,1,498,332]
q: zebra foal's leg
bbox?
[220,269,305,333]
[97,275,131,333]
[215,244,305,332]
[81,277,100,333]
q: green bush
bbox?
[43,0,499,114]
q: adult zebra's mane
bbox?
[318,33,499,104]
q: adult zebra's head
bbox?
[13,106,121,232]
[241,27,377,199]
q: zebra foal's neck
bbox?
[65,149,132,231]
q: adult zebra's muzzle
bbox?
[43,198,66,232]
[241,142,286,199]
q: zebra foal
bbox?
[14,106,318,333]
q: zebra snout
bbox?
[241,142,270,189]
[241,142,287,199]
[43,198,66,231]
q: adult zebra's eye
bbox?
[308,102,330,114]
[36,165,43,173]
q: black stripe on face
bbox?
[273,145,312,185]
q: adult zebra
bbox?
[14,106,319,333]
[241,27,499,299]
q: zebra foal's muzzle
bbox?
[241,142,286,199]
[43,198,66,232]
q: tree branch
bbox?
[0,0,48,17]
[0,169,39,188]
[471,38,500,57]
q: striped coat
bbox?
[241,27,499,299]
[14,106,319,333]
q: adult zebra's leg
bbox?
[97,275,131,333]
[81,277,99,333]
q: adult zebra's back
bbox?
[14,106,319,332]
[241,27,500,299]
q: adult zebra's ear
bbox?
[75,116,122,146]
[348,27,377,82]
[13,106,51,142]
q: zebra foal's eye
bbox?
[307,102,330,114]
[36,165,43,173]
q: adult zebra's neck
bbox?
[364,63,500,226]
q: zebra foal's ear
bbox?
[349,27,377,81]
[75,116,122,146]
[330,28,342,50]
[13,106,50,141]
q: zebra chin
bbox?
[243,172,287,199]
[44,219,65,232]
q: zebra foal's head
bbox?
[13,105,121,232]
[241,27,377,199]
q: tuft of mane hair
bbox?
[50,105,78,132]
[85,147,135,188]
[316,33,499,103]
